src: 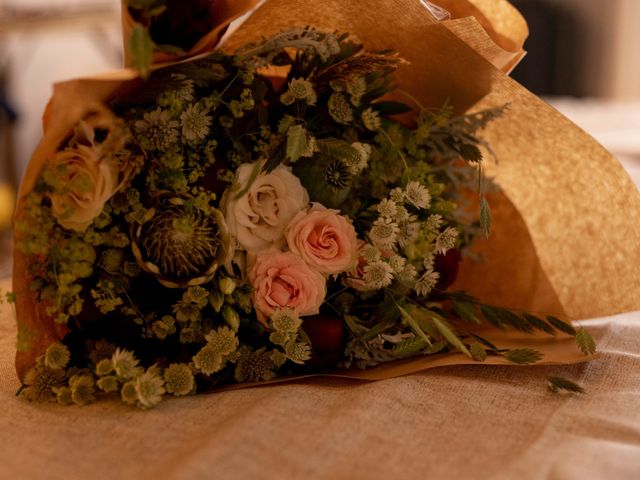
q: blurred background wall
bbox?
[511,0,640,99]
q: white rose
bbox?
[223,162,309,252]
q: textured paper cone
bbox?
[13,0,638,382]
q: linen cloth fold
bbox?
[1,277,638,479]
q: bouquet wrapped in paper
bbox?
[12,0,640,407]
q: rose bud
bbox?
[434,248,462,290]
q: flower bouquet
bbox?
[12,0,640,408]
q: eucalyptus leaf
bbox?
[130,23,155,80]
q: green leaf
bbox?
[547,316,576,336]
[470,342,487,361]
[286,125,313,163]
[480,196,492,238]
[425,341,448,354]
[452,300,481,325]
[576,329,596,356]
[547,375,585,394]
[316,138,359,164]
[431,315,472,358]
[397,305,432,347]
[392,336,429,357]
[524,314,555,335]
[361,319,395,342]
[503,348,543,365]
[130,23,155,79]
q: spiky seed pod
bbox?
[131,194,233,288]
[293,154,352,209]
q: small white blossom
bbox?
[435,226,459,254]
[362,107,381,131]
[112,348,142,380]
[363,244,382,263]
[377,199,398,218]
[135,108,179,151]
[405,181,431,209]
[345,142,371,175]
[363,261,394,289]
[370,217,399,249]
[281,78,317,106]
[270,307,302,333]
[395,206,410,222]
[181,103,212,143]
[388,255,407,273]
[415,268,440,297]
[135,366,166,409]
[423,251,436,270]
[426,214,443,232]
[397,218,420,247]
[170,74,195,102]
[390,188,405,204]
[398,264,418,283]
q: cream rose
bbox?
[223,163,309,252]
[48,108,131,232]
[286,205,359,275]
[248,251,326,322]
[49,145,119,232]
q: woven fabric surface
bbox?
[1,277,639,479]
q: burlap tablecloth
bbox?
[1,277,639,479]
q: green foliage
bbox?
[130,24,155,79]
[286,125,315,163]
[431,315,472,358]
[470,342,487,362]
[547,375,586,394]
[503,348,544,365]
[479,196,492,238]
[547,316,577,336]
[576,329,597,356]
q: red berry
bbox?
[302,314,345,353]
[434,248,462,290]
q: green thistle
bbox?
[21,364,65,402]
[193,345,223,375]
[44,343,71,370]
[164,364,195,396]
[328,93,354,124]
[97,376,119,393]
[70,375,96,406]
[121,381,138,405]
[234,347,278,383]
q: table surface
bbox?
[1,277,639,480]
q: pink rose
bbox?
[248,251,326,322]
[286,206,358,275]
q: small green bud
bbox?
[222,305,240,331]
[219,278,236,296]
[209,290,224,313]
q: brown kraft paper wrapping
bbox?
[14,0,638,384]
